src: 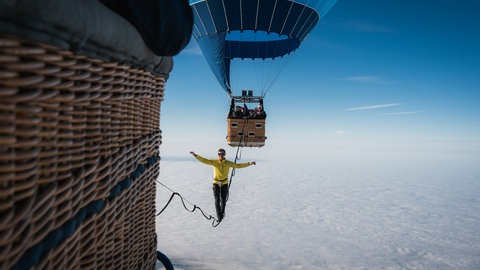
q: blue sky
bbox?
[161,0,480,157]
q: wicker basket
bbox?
[0,33,163,269]
[227,118,266,147]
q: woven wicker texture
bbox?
[0,33,163,269]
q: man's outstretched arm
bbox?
[190,151,214,165]
[230,161,256,168]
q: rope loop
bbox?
[156,180,221,227]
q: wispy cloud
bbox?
[347,103,402,111]
[382,111,426,115]
[342,75,393,84]
[343,76,381,83]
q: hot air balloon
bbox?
[190,0,337,147]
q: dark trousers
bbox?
[212,183,229,220]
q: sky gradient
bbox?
[161,0,480,158]
[155,3,480,268]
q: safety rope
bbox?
[227,115,248,201]
[155,179,222,227]
[157,251,174,270]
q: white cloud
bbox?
[346,103,402,111]
[156,155,480,270]
[382,111,425,115]
[343,76,382,83]
[342,75,394,84]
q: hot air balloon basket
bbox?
[0,33,162,270]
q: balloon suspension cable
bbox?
[260,52,293,98]
[227,85,233,99]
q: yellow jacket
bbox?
[195,155,250,184]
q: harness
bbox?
[213,178,228,185]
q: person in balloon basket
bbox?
[189,149,256,221]
[231,105,244,118]
[254,105,266,118]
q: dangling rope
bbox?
[155,179,222,227]
[226,115,248,202]
[157,251,174,270]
